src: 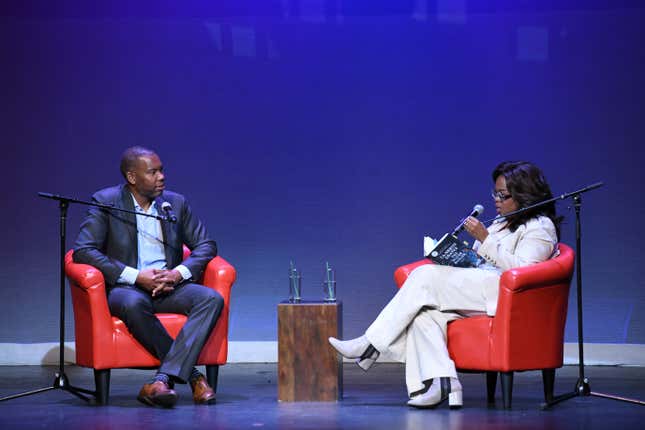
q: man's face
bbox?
[127,154,165,200]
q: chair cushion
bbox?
[103,314,187,369]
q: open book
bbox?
[424,233,484,268]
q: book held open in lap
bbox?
[424,234,484,268]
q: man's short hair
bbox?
[120,146,156,180]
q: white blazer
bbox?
[475,216,558,271]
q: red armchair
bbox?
[64,247,236,405]
[394,243,574,409]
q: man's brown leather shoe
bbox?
[190,375,216,404]
[137,380,178,408]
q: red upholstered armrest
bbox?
[499,245,574,293]
[64,250,115,347]
[201,256,236,305]
[193,252,236,365]
[65,252,106,291]
[394,259,432,288]
[182,245,236,303]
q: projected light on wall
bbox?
[436,0,467,23]
[517,26,549,62]
[205,22,279,60]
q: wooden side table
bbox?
[277,301,342,401]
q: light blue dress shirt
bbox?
[117,194,191,285]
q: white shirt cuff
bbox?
[117,266,139,285]
[174,264,192,281]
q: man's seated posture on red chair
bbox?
[73,146,223,408]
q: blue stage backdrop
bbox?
[2,1,644,347]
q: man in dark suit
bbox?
[73,146,224,408]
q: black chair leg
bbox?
[500,371,514,409]
[542,368,555,403]
[486,372,497,405]
[93,369,111,405]
[206,365,219,392]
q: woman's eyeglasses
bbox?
[491,190,513,201]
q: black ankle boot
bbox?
[356,345,380,371]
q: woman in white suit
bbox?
[329,161,562,409]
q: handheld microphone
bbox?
[451,204,484,236]
[161,201,178,223]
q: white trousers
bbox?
[364,264,500,395]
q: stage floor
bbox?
[0,363,644,429]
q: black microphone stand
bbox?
[483,182,644,408]
[541,186,644,408]
[0,192,173,404]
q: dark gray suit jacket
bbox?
[73,184,217,289]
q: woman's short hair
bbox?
[119,146,156,180]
